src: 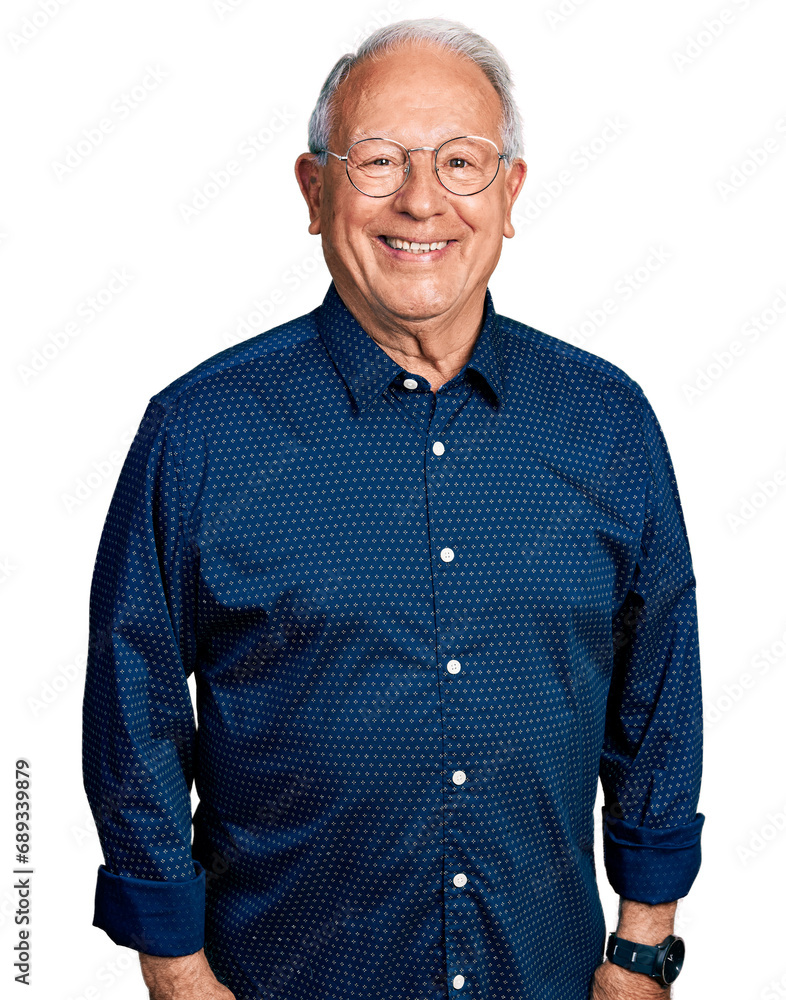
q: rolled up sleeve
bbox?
[599,388,705,904]
[81,398,204,955]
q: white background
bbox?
[2,0,785,997]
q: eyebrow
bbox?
[346,125,472,145]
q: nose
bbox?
[393,147,445,215]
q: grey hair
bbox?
[307,17,525,167]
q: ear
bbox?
[294,153,324,235]
[502,159,527,239]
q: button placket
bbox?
[424,387,473,997]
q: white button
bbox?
[447,659,461,674]
[453,872,467,887]
[453,975,465,989]
[452,770,466,785]
[403,377,418,389]
[432,440,445,455]
[440,547,454,562]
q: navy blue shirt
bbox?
[82,280,704,1000]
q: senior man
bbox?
[82,17,705,1000]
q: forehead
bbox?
[333,42,503,147]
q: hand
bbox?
[138,948,236,1000]
[591,959,671,999]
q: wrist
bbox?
[615,898,677,945]
[138,949,215,994]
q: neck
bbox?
[332,279,487,393]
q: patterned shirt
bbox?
[82,279,705,1000]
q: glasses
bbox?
[315,135,507,197]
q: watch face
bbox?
[661,937,685,984]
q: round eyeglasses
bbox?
[314,135,507,197]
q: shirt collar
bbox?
[315,280,505,413]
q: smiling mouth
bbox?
[380,236,453,253]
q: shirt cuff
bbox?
[602,808,705,904]
[93,860,206,956]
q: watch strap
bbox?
[606,933,661,973]
[606,932,684,986]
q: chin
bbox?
[373,276,459,318]
[381,290,452,321]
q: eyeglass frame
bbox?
[313,134,509,197]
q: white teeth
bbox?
[383,237,449,253]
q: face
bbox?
[296,40,527,329]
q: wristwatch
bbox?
[606,932,685,986]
